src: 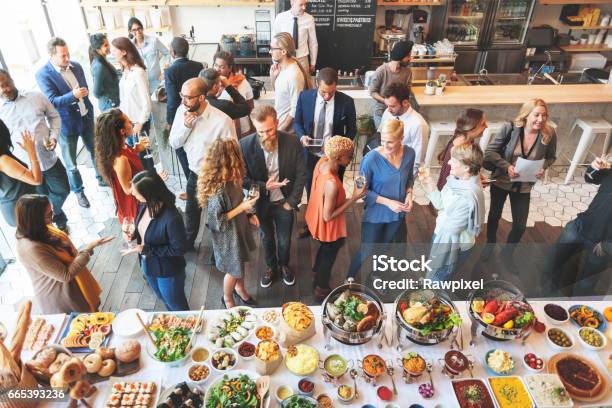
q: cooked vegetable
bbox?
[205,374,258,408]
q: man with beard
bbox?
[369,40,414,128]
[240,105,306,288]
[169,78,236,250]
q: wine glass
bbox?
[121,216,135,250]
[139,131,153,160]
[248,184,260,200]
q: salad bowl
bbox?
[204,369,270,408]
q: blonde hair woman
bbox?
[483,98,557,260]
[269,32,311,131]
[420,143,485,281]
[347,119,416,279]
[198,138,258,308]
[305,136,365,299]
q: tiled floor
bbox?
[0,156,599,311]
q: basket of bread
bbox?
[278,303,315,347]
[0,301,38,408]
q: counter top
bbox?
[413,84,612,106]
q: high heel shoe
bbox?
[233,290,258,306]
[221,295,234,309]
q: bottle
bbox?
[450,70,458,82]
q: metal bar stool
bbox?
[563,118,612,184]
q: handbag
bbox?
[246,76,265,100]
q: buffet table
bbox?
[1,300,610,408]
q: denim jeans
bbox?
[98,98,116,112]
[142,261,189,311]
[314,238,345,289]
[58,116,102,192]
[37,160,70,226]
[426,244,473,282]
[347,220,405,278]
[185,172,201,248]
[259,202,294,272]
[487,184,531,244]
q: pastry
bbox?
[49,353,70,374]
[50,372,68,389]
[34,346,57,367]
[98,359,116,377]
[10,300,32,361]
[70,380,95,400]
[25,360,51,383]
[58,359,83,383]
[115,340,141,363]
[96,346,115,360]
[554,354,605,399]
[82,353,103,374]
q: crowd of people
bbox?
[0,21,609,314]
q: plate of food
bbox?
[204,370,270,408]
[147,326,192,367]
[59,312,114,352]
[207,306,257,348]
[523,374,574,408]
[485,349,515,376]
[569,305,606,331]
[104,378,160,408]
[451,378,496,408]
[280,394,318,407]
[285,343,319,376]
[487,376,534,408]
[158,381,204,408]
[548,353,609,402]
[148,312,204,333]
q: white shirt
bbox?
[51,62,87,116]
[263,147,284,202]
[219,78,253,134]
[273,10,318,65]
[119,66,152,125]
[379,107,429,171]
[274,63,305,124]
[312,92,334,156]
[168,103,237,174]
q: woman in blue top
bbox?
[347,119,415,279]
[128,17,170,94]
[89,34,120,111]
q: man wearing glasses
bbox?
[169,78,236,250]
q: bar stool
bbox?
[564,118,612,184]
[478,121,506,151]
[424,121,455,167]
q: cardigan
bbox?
[91,57,120,109]
[16,237,91,314]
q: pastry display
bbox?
[24,317,56,351]
[549,353,608,401]
[452,379,496,408]
[488,377,533,408]
[106,380,157,408]
[524,374,573,407]
[325,290,380,332]
[207,307,256,348]
[61,312,114,350]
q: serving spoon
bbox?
[256,375,270,408]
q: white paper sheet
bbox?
[513,157,545,182]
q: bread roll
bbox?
[10,300,32,362]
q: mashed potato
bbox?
[285,344,319,375]
[487,349,514,374]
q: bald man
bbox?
[169,78,237,249]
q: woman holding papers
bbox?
[483,99,557,260]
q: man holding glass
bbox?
[240,105,306,288]
[0,69,70,232]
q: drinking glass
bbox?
[355,175,366,189]
[248,184,260,200]
[139,131,153,159]
[121,216,135,250]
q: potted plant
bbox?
[425,80,436,95]
[435,78,445,96]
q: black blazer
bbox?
[293,89,357,140]
[239,130,307,212]
[165,58,204,124]
[135,204,187,277]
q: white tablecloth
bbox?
[2,301,611,408]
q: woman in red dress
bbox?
[95,108,146,222]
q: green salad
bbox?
[153,327,190,362]
[205,374,258,408]
[283,395,317,408]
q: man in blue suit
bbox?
[294,67,356,237]
[36,37,103,208]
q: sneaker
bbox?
[260,269,275,288]
[76,192,90,208]
[281,265,295,286]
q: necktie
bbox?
[315,101,326,142]
[293,17,299,48]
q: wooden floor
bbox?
[89,203,577,313]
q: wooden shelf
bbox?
[87,25,171,34]
[377,0,445,5]
[539,0,612,4]
[560,44,612,52]
[81,0,168,7]
[563,24,612,30]
[167,0,274,5]
[447,14,485,19]
[411,56,456,63]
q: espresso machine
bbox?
[408,9,428,44]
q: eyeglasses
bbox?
[130,27,143,33]
[180,93,202,100]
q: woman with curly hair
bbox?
[305,136,365,299]
[198,137,258,309]
[95,108,147,223]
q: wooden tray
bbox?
[547,353,609,402]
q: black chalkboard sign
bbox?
[281,0,377,72]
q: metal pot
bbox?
[467,280,534,344]
[321,278,385,349]
[393,288,460,349]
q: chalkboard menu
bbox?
[281,0,377,71]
